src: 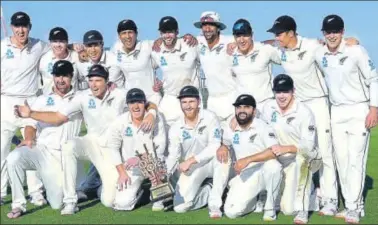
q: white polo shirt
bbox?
[223,117,278,167]
[261,99,319,162]
[59,88,127,139]
[39,50,80,94]
[75,50,122,90]
[275,36,328,101]
[151,39,199,96]
[166,109,222,172]
[112,40,156,97]
[26,88,83,150]
[197,35,237,96]
[106,111,167,166]
[230,41,281,103]
[315,40,378,107]
[1,37,50,97]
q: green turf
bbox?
[1,128,377,224]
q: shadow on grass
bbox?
[79,199,101,211]
[22,204,49,216]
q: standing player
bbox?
[7,60,85,218]
[106,88,167,211]
[151,16,199,127]
[1,11,50,206]
[259,74,322,224]
[39,27,80,94]
[14,64,158,214]
[218,94,282,221]
[315,15,378,224]
[166,85,230,218]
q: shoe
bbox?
[319,199,337,216]
[336,209,365,219]
[30,194,47,207]
[263,210,277,221]
[77,191,88,202]
[61,203,79,215]
[209,206,222,218]
[152,200,165,212]
[345,210,360,224]
[253,200,264,213]
[294,211,308,224]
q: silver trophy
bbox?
[135,143,173,202]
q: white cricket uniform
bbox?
[261,99,322,214]
[75,50,122,90]
[222,118,282,219]
[112,40,161,104]
[1,37,49,200]
[230,41,281,113]
[151,39,199,127]
[197,35,238,122]
[275,36,337,203]
[106,112,167,210]
[38,50,80,94]
[315,40,378,212]
[59,88,127,207]
[6,88,86,211]
[166,109,229,213]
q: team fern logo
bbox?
[133,50,140,60]
[339,56,348,65]
[286,117,295,124]
[297,51,307,60]
[249,134,257,143]
[250,51,259,62]
[198,125,207,135]
[180,52,187,61]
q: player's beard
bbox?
[236,112,253,126]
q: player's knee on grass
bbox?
[224,204,244,219]
[173,201,193,213]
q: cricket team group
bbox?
[1,8,377,224]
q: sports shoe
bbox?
[253,200,264,213]
[209,206,223,218]
[336,209,365,219]
[30,194,47,206]
[61,203,79,215]
[319,199,337,216]
[345,210,360,224]
[294,211,308,224]
[263,210,277,221]
[152,200,165,211]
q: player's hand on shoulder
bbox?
[182,33,198,47]
[14,100,31,118]
[226,42,237,55]
[152,37,163,52]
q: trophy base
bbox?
[150,182,174,202]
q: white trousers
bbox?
[303,97,337,203]
[207,91,238,121]
[331,103,370,211]
[61,134,118,207]
[224,159,282,219]
[172,157,231,213]
[6,144,86,211]
[279,154,322,214]
[159,93,183,127]
[1,95,43,198]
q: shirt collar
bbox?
[179,108,205,129]
[51,49,73,60]
[234,119,256,132]
[324,39,346,55]
[272,98,299,116]
[119,40,142,56]
[284,36,303,52]
[90,50,107,64]
[7,36,34,51]
[161,39,182,53]
[88,88,113,103]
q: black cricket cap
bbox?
[11,11,31,26]
[117,19,138,33]
[267,15,296,34]
[159,16,179,32]
[51,60,74,76]
[232,19,253,36]
[272,74,294,92]
[87,64,109,80]
[83,30,103,45]
[126,88,147,103]
[177,85,200,99]
[321,14,344,32]
[49,27,68,42]
[233,94,256,108]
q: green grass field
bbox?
[1,128,377,224]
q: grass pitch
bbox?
[1,128,377,224]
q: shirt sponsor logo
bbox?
[125,127,133,137]
[281,51,287,62]
[322,56,328,68]
[182,130,191,140]
[369,60,376,70]
[117,51,122,62]
[6,49,14,59]
[46,96,55,106]
[232,55,239,66]
[88,99,96,109]
[160,56,168,66]
[213,128,221,139]
[271,111,277,123]
[47,62,54,73]
[233,133,240,144]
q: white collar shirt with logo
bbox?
[25,88,83,150]
[59,88,127,141]
[75,50,122,90]
[1,37,50,97]
[151,38,199,96]
[315,40,378,107]
[260,99,319,162]
[38,49,80,94]
[197,35,237,96]
[166,109,222,172]
[275,36,328,101]
[106,111,167,166]
[112,40,156,97]
[223,117,278,170]
[230,41,281,103]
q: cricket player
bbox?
[315,14,378,224]
[259,74,322,224]
[166,85,230,218]
[7,60,85,218]
[217,94,282,221]
[14,64,158,214]
[39,27,80,94]
[151,16,199,127]
[229,19,281,113]
[106,88,167,211]
[1,11,50,206]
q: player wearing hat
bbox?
[315,14,378,224]
[257,74,322,224]
[218,94,283,221]
[151,16,200,127]
[165,85,230,218]
[14,64,158,214]
[106,88,167,211]
[39,27,80,94]
[1,11,52,206]
[6,60,86,218]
